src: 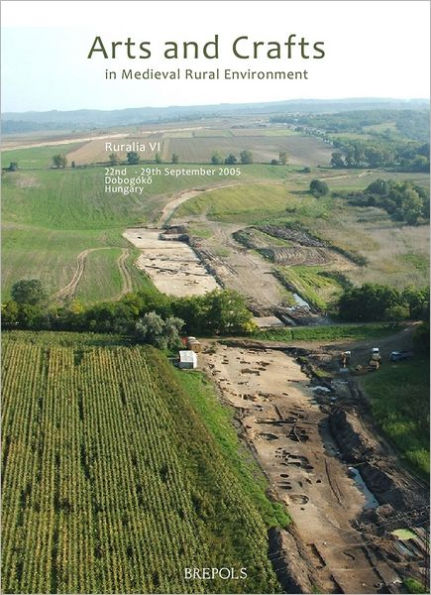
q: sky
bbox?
[1,0,430,112]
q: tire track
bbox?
[116,248,133,298]
[52,247,111,301]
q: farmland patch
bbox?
[165,134,332,166]
[2,332,281,594]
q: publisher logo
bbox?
[184,567,247,580]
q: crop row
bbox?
[2,337,280,593]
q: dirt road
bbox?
[53,246,134,301]
[201,344,401,593]
[52,248,108,301]
[116,248,133,298]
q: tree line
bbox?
[330,139,429,172]
[337,283,429,323]
[337,283,430,353]
[270,109,430,142]
[346,179,429,225]
[2,281,255,347]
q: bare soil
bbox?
[190,223,291,315]
[200,342,427,593]
[123,228,219,297]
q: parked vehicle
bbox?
[390,350,413,362]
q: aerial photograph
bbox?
[1,1,429,594]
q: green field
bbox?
[177,183,290,222]
[2,142,85,169]
[2,331,283,594]
[275,265,344,311]
[1,157,301,301]
[360,358,430,477]
[252,322,402,343]
[1,165,221,300]
[2,139,429,302]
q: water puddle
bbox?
[292,293,311,309]
[348,467,379,509]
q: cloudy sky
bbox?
[1,0,429,112]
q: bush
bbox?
[239,150,253,164]
[310,179,329,197]
[347,180,429,225]
[403,577,427,593]
[134,312,184,349]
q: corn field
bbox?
[2,332,281,594]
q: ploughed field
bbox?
[1,332,281,594]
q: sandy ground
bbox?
[123,228,219,297]
[201,344,400,594]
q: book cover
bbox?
[1,2,429,594]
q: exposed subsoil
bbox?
[200,340,428,594]
[123,228,219,297]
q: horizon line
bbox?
[2,96,429,116]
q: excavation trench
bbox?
[200,342,426,594]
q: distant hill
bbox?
[2,98,428,133]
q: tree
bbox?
[163,316,184,347]
[365,147,386,168]
[205,289,253,335]
[52,154,67,168]
[401,187,423,224]
[330,152,344,168]
[270,159,279,166]
[224,153,237,165]
[211,151,223,165]
[155,153,162,164]
[337,283,402,322]
[11,279,46,305]
[1,300,19,328]
[7,162,18,172]
[109,152,119,165]
[127,151,139,165]
[403,286,430,320]
[239,150,253,164]
[134,311,184,349]
[71,161,76,168]
[413,322,430,354]
[344,146,355,168]
[310,179,329,197]
[279,151,288,165]
[412,154,429,172]
[171,153,179,164]
[366,179,389,195]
